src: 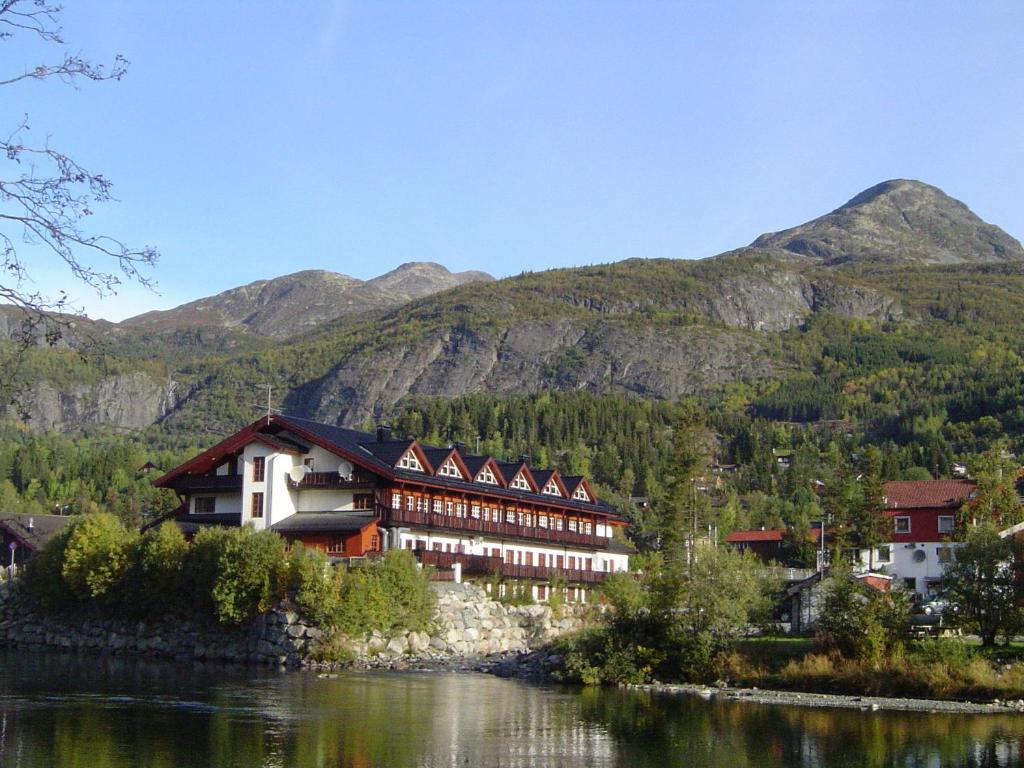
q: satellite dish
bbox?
[337,461,354,480]
[288,465,310,484]
[913,549,927,563]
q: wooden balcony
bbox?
[174,474,242,492]
[384,506,608,550]
[286,472,377,491]
[415,549,609,584]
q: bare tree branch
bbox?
[0,0,158,409]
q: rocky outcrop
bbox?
[0,581,586,668]
[289,321,777,427]
[14,373,181,433]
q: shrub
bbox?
[136,523,189,612]
[60,513,138,606]
[336,550,435,636]
[279,542,344,624]
[206,527,285,625]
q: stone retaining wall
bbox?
[0,581,587,667]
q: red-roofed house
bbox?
[725,527,824,564]
[856,479,976,596]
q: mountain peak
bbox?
[753,180,1024,266]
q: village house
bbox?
[0,513,74,570]
[725,479,977,598]
[856,479,975,596]
[156,415,632,602]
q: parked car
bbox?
[918,595,957,616]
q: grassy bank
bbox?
[718,637,1024,702]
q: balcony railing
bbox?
[175,475,242,492]
[383,506,608,550]
[415,549,609,584]
[286,472,377,491]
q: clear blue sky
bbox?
[6,1,1024,321]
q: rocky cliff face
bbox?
[16,373,181,432]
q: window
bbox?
[455,502,465,517]
[471,504,480,519]
[353,493,373,510]
[251,492,264,519]
[194,497,215,514]
[505,509,516,524]
[327,536,345,554]
[583,521,592,535]
[303,457,315,471]
[538,515,548,528]
[476,465,497,484]
[903,577,916,592]
[877,546,891,563]
[542,479,561,496]
[937,546,953,564]
[573,486,591,502]
[370,535,379,551]
[568,519,578,532]
[510,472,531,491]
[416,497,427,514]
[433,499,443,515]
[938,516,955,534]
[894,516,911,534]
[392,493,402,509]
[554,517,564,531]
[252,456,265,483]
[446,500,454,515]
[538,553,546,567]
[406,495,414,512]
[438,458,463,478]
[397,449,424,472]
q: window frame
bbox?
[894,516,911,534]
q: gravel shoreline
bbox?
[629,682,1024,715]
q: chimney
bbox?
[519,453,531,466]
[376,424,392,443]
[453,440,467,454]
[27,517,34,532]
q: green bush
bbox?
[279,542,344,624]
[208,527,285,625]
[136,523,189,612]
[336,550,435,636]
[60,513,139,606]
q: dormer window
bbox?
[438,457,463,479]
[476,466,497,485]
[542,479,561,496]
[573,486,591,502]
[397,449,423,472]
[510,472,531,491]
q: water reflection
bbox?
[0,650,1021,767]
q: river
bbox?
[0,649,1021,767]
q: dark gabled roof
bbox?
[359,439,418,467]
[159,414,621,521]
[421,447,451,467]
[461,455,491,477]
[271,511,378,534]
[0,513,74,551]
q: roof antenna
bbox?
[258,384,273,423]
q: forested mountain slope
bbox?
[8,180,1024,445]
